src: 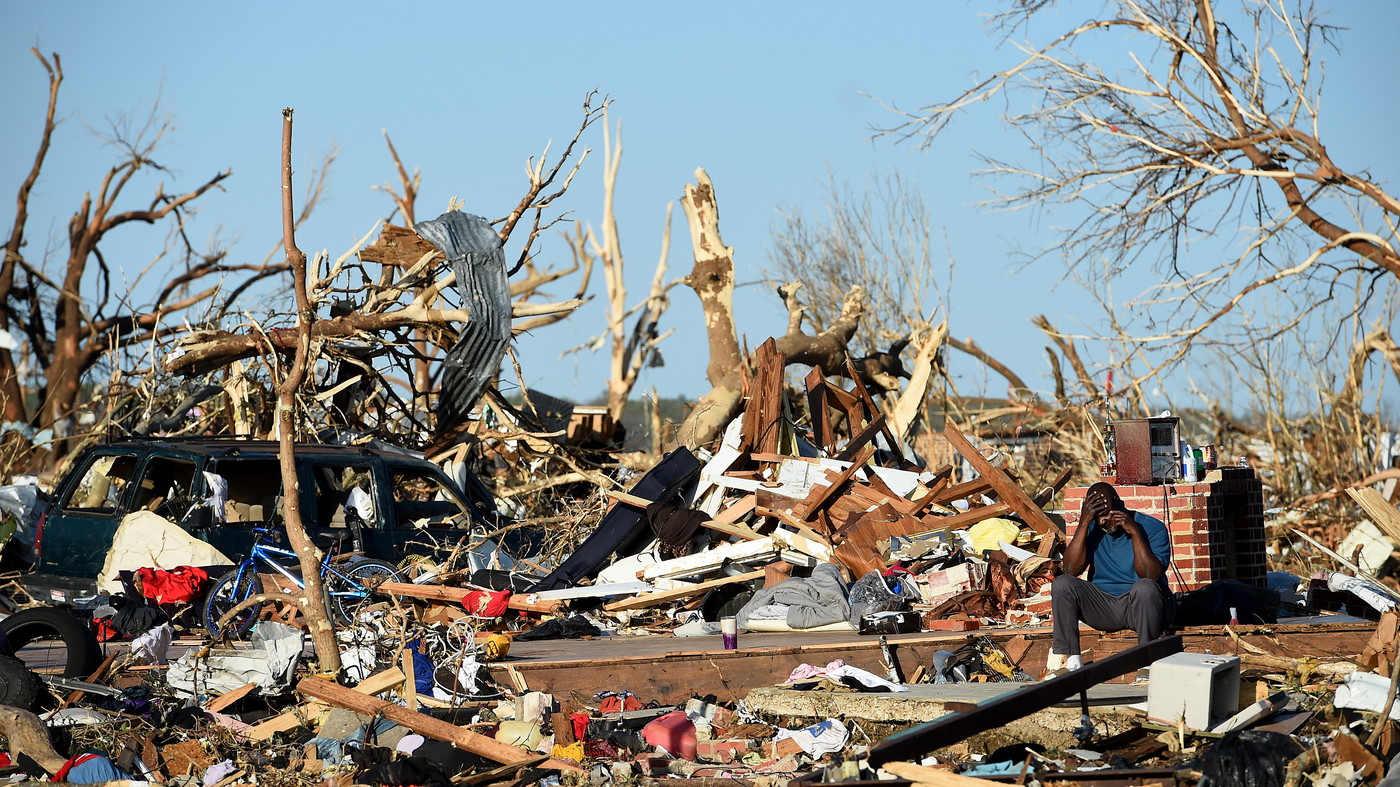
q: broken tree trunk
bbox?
[277,108,340,674]
[675,169,745,449]
[0,706,65,774]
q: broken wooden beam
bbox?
[920,503,1013,532]
[297,677,582,770]
[377,582,564,614]
[799,445,876,521]
[248,667,406,741]
[941,424,1063,538]
[834,413,887,462]
[605,570,765,612]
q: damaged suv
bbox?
[27,437,511,605]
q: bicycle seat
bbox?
[325,530,353,545]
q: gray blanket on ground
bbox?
[736,563,850,630]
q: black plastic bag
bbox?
[1198,730,1302,787]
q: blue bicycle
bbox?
[202,526,401,637]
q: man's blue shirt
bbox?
[1084,511,1172,596]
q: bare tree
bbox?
[876,0,1400,384]
[274,108,340,672]
[560,112,678,424]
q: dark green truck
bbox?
[26,437,509,605]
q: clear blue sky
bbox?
[3,2,1398,410]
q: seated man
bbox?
[1049,482,1175,672]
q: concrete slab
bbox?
[745,682,1150,753]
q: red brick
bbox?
[696,740,756,763]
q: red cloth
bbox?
[53,753,101,782]
[136,565,209,605]
[460,589,511,618]
[571,712,590,741]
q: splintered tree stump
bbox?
[0,706,66,774]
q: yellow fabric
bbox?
[967,517,1022,554]
[551,741,585,762]
[495,721,542,749]
[483,633,511,661]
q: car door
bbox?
[384,461,517,570]
[303,457,394,561]
[200,453,284,563]
[39,448,144,580]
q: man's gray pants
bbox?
[1050,575,1174,656]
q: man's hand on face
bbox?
[1102,509,1136,536]
[1083,492,1110,527]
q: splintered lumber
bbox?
[204,682,257,713]
[882,761,989,786]
[641,538,779,581]
[933,476,996,505]
[942,424,1063,538]
[921,503,1014,532]
[0,707,66,774]
[377,583,564,614]
[714,494,757,524]
[800,445,876,520]
[606,570,765,611]
[805,367,834,451]
[248,667,406,740]
[1347,487,1400,544]
[297,677,582,771]
[835,413,887,462]
[740,338,787,455]
[866,636,1184,767]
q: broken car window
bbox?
[61,453,139,513]
[311,463,376,529]
[211,458,282,524]
[130,456,199,521]
[390,467,470,529]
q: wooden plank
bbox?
[248,667,406,740]
[641,538,779,581]
[920,503,1013,532]
[1031,468,1074,507]
[204,682,257,713]
[883,762,989,786]
[297,677,582,771]
[1348,487,1400,544]
[805,367,834,451]
[714,495,757,524]
[377,582,564,614]
[401,650,418,712]
[844,354,909,466]
[605,571,765,612]
[942,424,1062,537]
[835,414,887,462]
[740,338,786,455]
[799,445,876,521]
[758,507,833,549]
[933,477,995,505]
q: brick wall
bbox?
[1063,467,1266,592]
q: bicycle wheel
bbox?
[327,559,401,626]
[203,568,264,638]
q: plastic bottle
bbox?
[1103,415,1117,474]
[1181,443,1198,483]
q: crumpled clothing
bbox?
[461,588,512,618]
[403,637,437,695]
[551,740,585,762]
[775,718,849,757]
[57,753,130,784]
[646,498,711,559]
[823,664,908,692]
[130,624,173,665]
[1014,555,1056,597]
[737,563,850,630]
[203,759,237,786]
[787,660,845,683]
[1329,572,1398,614]
[136,565,209,605]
